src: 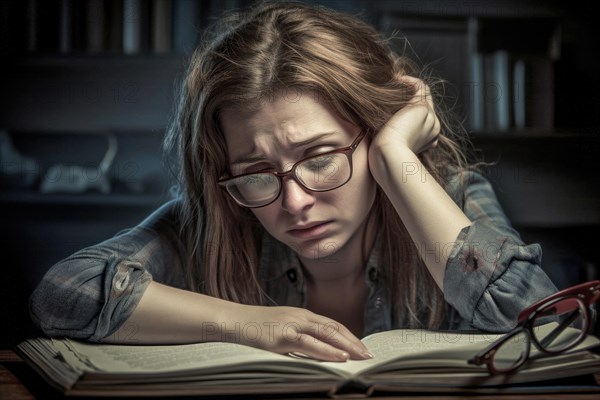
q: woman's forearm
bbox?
[370,144,471,290]
[102,280,244,344]
[102,281,371,361]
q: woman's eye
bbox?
[305,154,335,170]
[242,173,273,187]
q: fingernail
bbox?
[363,351,374,359]
[338,351,349,361]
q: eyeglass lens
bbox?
[491,297,587,372]
[531,297,587,352]
[492,329,530,372]
[225,153,351,207]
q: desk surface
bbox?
[2,350,600,400]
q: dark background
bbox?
[1,0,599,348]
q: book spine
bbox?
[123,0,141,54]
[30,0,59,53]
[59,0,72,53]
[0,3,7,55]
[26,0,37,53]
[513,59,526,130]
[108,0,123,53]
[492,50,510,131]
[483,53,496,132]
[139,0,151,53]
[87,0,105,53]
[525,57,554,130]
[483,50,511,132]
[152,0,172,54]
[172,0,200,54]
[467,17,484,132]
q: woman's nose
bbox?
[280,178,315,214]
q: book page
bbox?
[63,339,337,377]
[321,323,600,377]
[321,329,496,376]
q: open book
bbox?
[17,323,600,397]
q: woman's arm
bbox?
[368,77,557,331]
[30,200,369,361]
[29,200,187,342]
[369,143,470,289]
[442,171,557,331]
[105,280,371,361]
[368,77,470,290]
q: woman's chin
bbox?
[288,236,346,263]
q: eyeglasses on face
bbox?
[218,130,367,208]
[468,280,600,375]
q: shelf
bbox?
[468,131,600,228]
[5,54,186,68]
[0,191,165,207]
[469,129,600,141]
[370,0,569,18]
[0,54,185,132]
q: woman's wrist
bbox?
[200,298,251,344]
[368,139,414,191]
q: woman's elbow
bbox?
[29,258,107,340]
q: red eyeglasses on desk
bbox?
[468,280,600,374]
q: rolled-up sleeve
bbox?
[29,199,187,341]
[443,171,557,332]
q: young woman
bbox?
[30,2,557,362]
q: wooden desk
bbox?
[2,349,600,399]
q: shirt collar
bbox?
[259,229,382,288]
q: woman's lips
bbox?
[287,221,332,239]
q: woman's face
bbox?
[221,91,377,262]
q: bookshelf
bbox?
[1,0,215,56]
[378,13,560,134]
[373,0,599,135]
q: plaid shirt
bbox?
[30,170,557,342]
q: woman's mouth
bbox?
[287,221,332,239]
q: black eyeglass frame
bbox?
[218,130,367,208]
[468,280,600,375]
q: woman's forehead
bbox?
[220,92,354,157]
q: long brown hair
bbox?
[165,1,480,329]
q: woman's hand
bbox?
[369,76,441,167]
[223,304,372,362]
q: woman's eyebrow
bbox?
[286,131,338,147]
[230,131,339,166]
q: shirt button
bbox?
[374,297,383,309]
[286,269,297,283]
[368,268,378,282]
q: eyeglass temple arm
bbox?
[467,327,519,366]
[517,280,600,323]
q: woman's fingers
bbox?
[278,316,371,362]
[398,75,436,118]
[396,75,441,154]
[287,320,370,360]
[398,75,432,105]
[283,325,371,362]
[234,306,372,362]
[310,319,372,360]
[287,333,353,362]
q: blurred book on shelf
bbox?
[473,17,560,134]
[152,0,172,53]
[6,0,210,56]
